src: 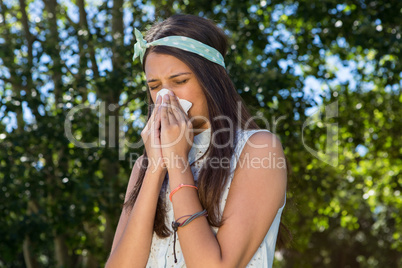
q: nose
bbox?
[156,88,174,103]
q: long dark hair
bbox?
[124,14,290,244]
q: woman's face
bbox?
[144,52,210,131]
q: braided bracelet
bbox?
[169,183,198,202]
[171,209,208,263]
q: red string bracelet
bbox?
[169,183,198,202]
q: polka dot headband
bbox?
[132,28,226,69]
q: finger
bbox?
[151,95,163,122]
[169,92,188,120]
[168,92,188,127]
[161,95,170,129]
[149,96,162,128]
[152,104,161,134]
[152,108,162,147]
[170,99,186,127]
[144,96,160,139]
[166,96,178,125]
[172,100,187,125]
[150,105,159,136]
[155,94,162,108]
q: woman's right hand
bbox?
[141,95,166,174]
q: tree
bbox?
[0,0,400,267]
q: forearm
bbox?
[106,169,165,268]
[169,162,223,268]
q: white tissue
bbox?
[156,88,193,115]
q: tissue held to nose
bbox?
[156,88,192,115]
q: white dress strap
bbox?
[231,128,272,175]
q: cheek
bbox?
[184,83,204,101]
[176,82,205,110]
[150,91,159,103]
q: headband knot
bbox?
[133,28,149,63]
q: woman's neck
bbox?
[193,122,211,136]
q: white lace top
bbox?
[146,127,286,267]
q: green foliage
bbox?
[0,0,401,267]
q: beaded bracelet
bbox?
[169,183,198,202]
[171,209,208,263]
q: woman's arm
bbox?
[168,131,287,268]
[109,155,143,254]
[106,155,166,268]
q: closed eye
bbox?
[148,79,188,90]
[176,79,188,85]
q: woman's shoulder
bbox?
[237,127,271,133]
[235,127,272,137]
[231,128,285,173]
[234,128,279,150]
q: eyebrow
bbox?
[147,72,192,83]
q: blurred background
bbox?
[0,0,401,267]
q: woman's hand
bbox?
[160,91,194,171]
[141,95,166,174]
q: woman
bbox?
[106,14,287,267]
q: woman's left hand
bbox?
[160,91,194,170]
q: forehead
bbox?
[144,53,191,78]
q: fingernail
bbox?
[168,90,174,96]
[164,94,169,101]
[156,95,161,102]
